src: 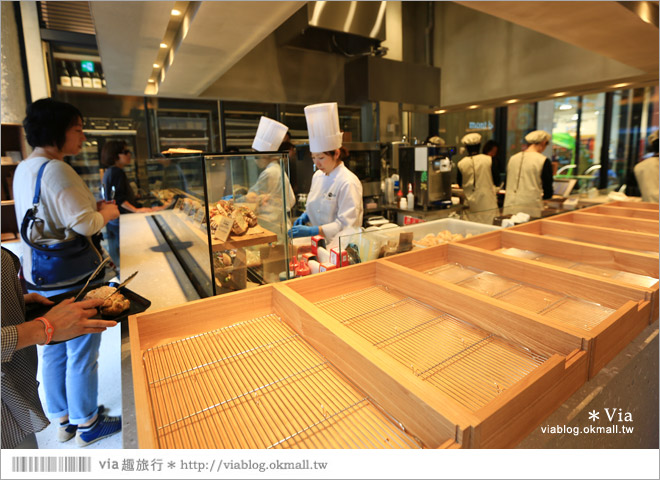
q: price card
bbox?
[194,208,205,224]
[175,198,184,210]
[213,216,234,242]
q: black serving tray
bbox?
[26,283,151,325]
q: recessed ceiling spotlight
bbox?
[612,83,630,89]
[553,92,568,97]
[153,64,160,68]
[160,43,168,48]
[148,79,155,83]
[468,105,479,109]
[435,109,447,114]
[171,9,181,16]
[506,99,518,104]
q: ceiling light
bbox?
[148,79,155,83]
[153,64,160,68]
[171,9,181,16]
[612,83,630,89]
[160,43,168,48]
[559,104,572,110]
[506,99,518,104]
[553,92,568,97]
[468,105,479,109]
[435,109,447,114]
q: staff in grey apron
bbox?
[503,130,554,218]
[457,133,499,223]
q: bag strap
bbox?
[21,161,52,252]
[33,160,50,206]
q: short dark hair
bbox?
[323,146,349,162]
[23,98,83,149]
[100,140,127,167]
[482,139,499,155]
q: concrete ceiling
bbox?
[456,1,659,74]
[91,1,305,97]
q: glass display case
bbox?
[337,218,501,267]
[148,152,293,297]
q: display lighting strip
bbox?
[145,1,201,95]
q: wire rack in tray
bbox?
[142,314,421,449]
[315,286,548,412]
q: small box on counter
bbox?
[319,262,336,272]
[330,248,349,267]
[302,252,316,265]
[311,235,325,255]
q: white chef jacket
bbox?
[13,156,105,286]
[248,160,296,241]
[306,162,363,245]
[457,153,498,213]
[633,156,659,203]
[503,151,547,218]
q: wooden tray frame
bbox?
[606,200,659,210]
[130,262,589,449]
[382,242,651,378]
[549,211,659,235]
[280,261,588,449]
[580,205,659,221]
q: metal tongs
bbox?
[73,257,111,301]
[102,271,138,301]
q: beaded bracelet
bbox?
[34,317,54,345]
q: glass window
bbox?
[505,102,535,168]
[551,96,580,175]
[578,93,606,180]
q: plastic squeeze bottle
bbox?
[406,183,415,210]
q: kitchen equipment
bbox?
[397,145,455,210]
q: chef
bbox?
[246,116,296,242]
[634,130,659,202]
[288,102,363,247]
[456,132,499,223]
[503,130,554,218]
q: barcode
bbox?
[12,456,91,473]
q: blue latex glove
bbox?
[221,194,233,200]
[293,212,309,226]
[288,225,319,238]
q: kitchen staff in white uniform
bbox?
[247,116,296,241]
[634,130,659,203]
[456,133,499,223]
[288,102,363,247]
[503,130,554,217]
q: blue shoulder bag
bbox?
[20,160,104,288]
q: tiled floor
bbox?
[35,323,123,449]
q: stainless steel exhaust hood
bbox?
[276,2,387,54]
[345,56,441,106]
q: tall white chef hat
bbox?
[461,133,482,146]
[252,116,289,152]
[524,130,551,144]
[304,102,342,153]
[648,129,659,144]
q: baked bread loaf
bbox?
[84,285,131,316]
[231,209,249,235]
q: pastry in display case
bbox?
[147,152,293,297]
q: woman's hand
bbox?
[43,297,117,343]
[24,293,55,306]
[99,201,120,223]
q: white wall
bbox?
[1,1,28,123]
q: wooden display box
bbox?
[508,217,659,254]
[130,263,589,449]
[546,211,659,235]
[282,261,588,448]
[606,200,659,211]
[579,204,659,221]
[130,285,455,449]
[458,229,658,323]
[382,242,652,378]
